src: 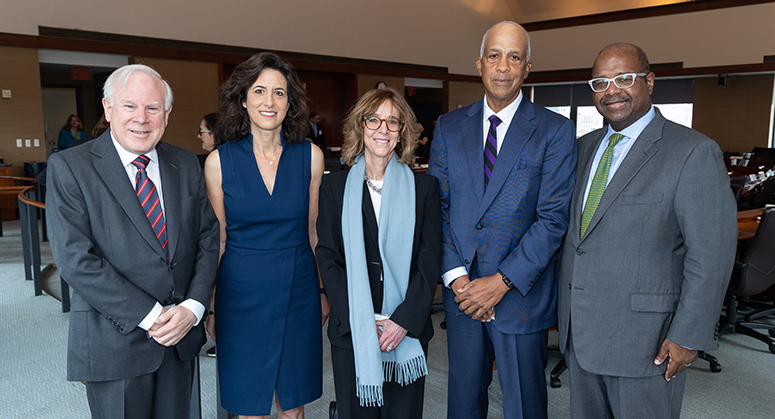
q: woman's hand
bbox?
[205,312,216,342]
[375,319,408,352]
[321,294,331,326]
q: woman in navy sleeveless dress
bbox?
[204,52,327,418]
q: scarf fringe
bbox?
[357,355,429,407]
[356,380,384,407]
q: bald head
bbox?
[593,43,650,75]
[480,21,531,62]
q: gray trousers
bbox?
[566,336,687,419]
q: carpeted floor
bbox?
[1,219,773,418]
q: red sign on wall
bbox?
[72,67,91,81]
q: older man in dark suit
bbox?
[46,64,219,419]
[428,21,577,419]
[558,43,737,418]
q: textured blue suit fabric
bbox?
[428,98,577,418]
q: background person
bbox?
[557,43,737,419]
[199,112,221,153]
[316,87,441,419]
[58,114,88,149]
[204,52,326,419]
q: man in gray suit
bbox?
[47,64,219,418]
[558,43,737,418]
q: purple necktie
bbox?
[484,115,502,190]
[131,155,168,258]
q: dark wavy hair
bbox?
[202,112,223,148]
[216,52,308,144]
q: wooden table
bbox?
[738,208,764,241]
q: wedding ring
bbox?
[387,346,393,351]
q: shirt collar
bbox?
[110,132,159,168]
[483,91,522,126]
[605,105,656,141]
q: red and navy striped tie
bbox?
[131,155,168,258]
[484,115,502,190]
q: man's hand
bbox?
[148,306,197,347]
[375,319,408,352]
[454,274,509,321]
[654,338,697,381]
[321,294,331,326]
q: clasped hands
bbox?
[148,306,197,347]
[452,274,510,322]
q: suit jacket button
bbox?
[465,258,471,264]
[576,249,584,255]
[568,283,572,290]
[476,223,483,230]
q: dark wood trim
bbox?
[523,0,775,32]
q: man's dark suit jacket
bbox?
[316,168,441,349]
[308,122,327,150]
[46,130,220,382]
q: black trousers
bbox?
[85,346,194,419]
[330,343,427,419]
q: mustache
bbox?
[600,94,630,105]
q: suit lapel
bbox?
[157,143,181,260]
[581,111,665,241]
[570,130,607,245]
[91,133,167,259]
[461,101,485,206]
[362,182,379,250]
[480,98,536,214]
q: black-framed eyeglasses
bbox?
[588,73,648,92]
[363,115,404,132]
[198,129,211,135]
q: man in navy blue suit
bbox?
[428,21,577,419]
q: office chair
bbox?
[739,176,775,210]
[719,207,775,354]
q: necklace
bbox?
[257,148,281,165]
[364,173,382,195]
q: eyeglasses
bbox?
[588,73,648,93]
[198,129,211,135]
[363,116,404,132]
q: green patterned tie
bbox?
[580,133,625,239]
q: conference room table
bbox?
[738,208,764,242]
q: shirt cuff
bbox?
[138,302,163,331]
[442,267,468,288]
[179,299,206,326]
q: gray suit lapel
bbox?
[581,111,665,241]
[157,143,180,260]
[480,98,535,214]
[91,134,168,260]
[462,101,485,205]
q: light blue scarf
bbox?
[342,153,427,407]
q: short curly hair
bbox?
[341,88,419,167]
[216,52,308,144]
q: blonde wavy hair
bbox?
[341,88,419,167]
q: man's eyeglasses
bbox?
[363,116,403,132]
[198,129,211,135]
[588,73,648,93]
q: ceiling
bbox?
[506,0,695,23]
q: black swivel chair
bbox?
[720,207,775,354]
[739,176,775,210]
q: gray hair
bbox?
[103,64,173,110]
[479,21,531,62]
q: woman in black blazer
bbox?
[316,88,441,419]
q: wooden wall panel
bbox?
[692,75,773,154]
[298,70,357,148]
[0,46,47,178]
[448,81,484,111]
[132,57,219,154]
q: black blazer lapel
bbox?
[362,181,379,251]
[582,111,664,241]
[157,142,181,260]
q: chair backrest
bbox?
[731,183,744,205]
[736,208,775,296]
[750,177,775,208]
